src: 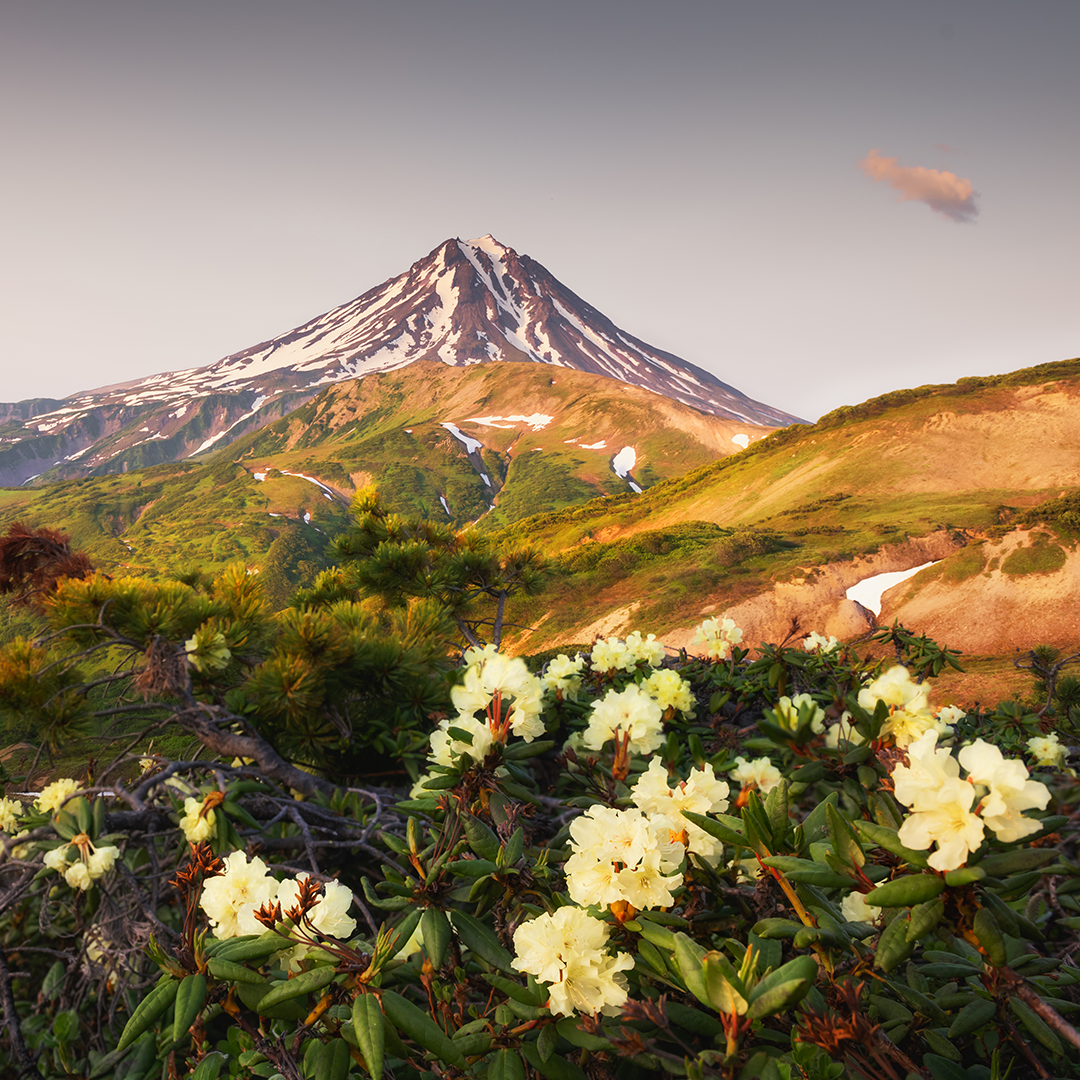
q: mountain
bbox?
[0,235,801,488]
[490,357,1080,661]
[0,362,763,603]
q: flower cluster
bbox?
[43,834,119,891]
[564,805,683,911]
[891,730,1051,871]
[858,666,960,748]
[803,631,840,654]
[730,756,782,795]
[630,757,730,862]
[511,906,634,1017]
[582,684,665,756]
[641,669,696,717]
[199,851,356,971]
[542,653,587,700]
[1027,733,1070,770]
[590,631,665,674]
[694,617,743,661]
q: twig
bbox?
[0,947,40,1077]
[1002,967,1080,1052]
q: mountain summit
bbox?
[0,235,800,486]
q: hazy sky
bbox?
[3,0,1077,421]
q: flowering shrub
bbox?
[2,614,1080,1080]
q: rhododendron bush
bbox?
[3,604,1080,1080]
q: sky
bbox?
[2,0,1078,422]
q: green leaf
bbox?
[673,932,710,1006]
[487,1048,527,1080]
[521,1039,589,1080]
[450,909,514,973]
[746,976,812,1020]
[351,994,384,1080]
[256,965,336,1012]
[191,1051,227,1080]
[421,906,451,968]
[41,961,65,1001]
[116,976,179,1052]
[208,957,268,985]
[948,997,997,1039]
[1010,997,1064,1057]
[974,848,1058,875]
[852,819,929,869]
[874,913,916,972]
[703,951,748,1016]
[826,803,865,869]
[866,874,945,908]
[537,1021,558,1062]
[799,791,840,851]
[973,908,1008,967]
[380,990,465,1067]
[943,866,985,887]
[763,778,790,844]
[680,810,748,850]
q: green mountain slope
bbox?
[0,362,759,592]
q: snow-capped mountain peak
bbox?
[0,235,801,486]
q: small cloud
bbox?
[858,148,979,223]
[933,142,955,153]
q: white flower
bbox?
[452,648,546,742]
[86,846,119,878]
[859,666,949,748]
[841,890,875,924]
[65,862,93,890]
[730,756,782,794]
[631,757,730,861]
[803,632,839,655]
[694,617,743,661]
[35,779,81,815]
[958,740,1051,843]
[590,637,634,674]
[200,850,279,940]
[892,730,960,811]
[185,629,231,673]
[564,805,682,910]
[179,797,217,844]
[583,684,665,755]
[896,776,985,872]
[824,713,865,749]
[43,847,69,873]
[1027,733,1069,769]
[625,631,666,668]
[937,705,966,726]
[511,906,634,1017]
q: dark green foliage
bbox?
[259,525,332,610]
[303,488,549,648]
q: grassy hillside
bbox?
[494,356,1080,650]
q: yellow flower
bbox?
[35,778,82,815]
[179,797,217,844]
[0,797,23,834]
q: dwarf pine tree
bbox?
[0,524,458,788]
[295,487,549,649]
